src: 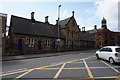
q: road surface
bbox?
[2,50,120,80]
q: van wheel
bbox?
[96,54,100,59]
[109,58,115,64]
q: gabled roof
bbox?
[59,17,71,28]
[10,15,65,39]
[79,32,94,42]
[86,28,104,34]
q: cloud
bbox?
[76,17,85,28]
[60,10,71,19]
[94,0,119,31]
[85,9,92,14]
[43,10,71,24]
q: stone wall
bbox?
[8,33,65,55]
[0,13,7,56]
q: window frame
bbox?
[28,38,35,47]
[46,40,50,47]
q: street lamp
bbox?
[57,5,61,52]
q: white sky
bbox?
[0,0,119,32]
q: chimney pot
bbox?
[82,27,85,32]
[31,12,35,20]
[94,25,97,29]
[84,27,85,31]
[45,16,49,23]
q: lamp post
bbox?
[57,5,61,52]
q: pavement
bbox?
[2,50,95,61]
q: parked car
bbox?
[95,46,120,64]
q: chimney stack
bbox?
[82,27,85,32]
[31,12,35,20]
[31,12,35,23]
[56,20,58,24]
[94,25,97,29]
[72,11,75,17]
[45,16,49,23]
[84,27,85,31]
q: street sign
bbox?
[57,39,60,42]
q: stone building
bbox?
[59,11,94,50]
[9,12,65,55]
[87,17,120,48]
[0,13,7,56]
[8,11,94,55]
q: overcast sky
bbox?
[0,0,119,31]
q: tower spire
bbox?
[101,17,107,28]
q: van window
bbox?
[116,48,120,52]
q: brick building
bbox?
[87,17,120,48]
[0,13,7,56]
[8,11,94,55]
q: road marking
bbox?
[94,76,118,79]
[14,69,34,79]
[1,56,94,77]
[84,56,95,60]
[40,66,111,70]
[43,67,86,70]
[42,68,60,70]
[1,62,63,77]
[115,75,120,80]
[1,69,29,77]
[2,68,27,74]
[67,62,83,63]
[89,66,111,69]
[54,63,66,79]
[101,60,120,73]
[13,63,64,79]
[63,67,86,69]
[83,59,94,80]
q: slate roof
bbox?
[79,32,94,42]
[10,15,65,39]
[59,17,71,28]
[86,28,104,34]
